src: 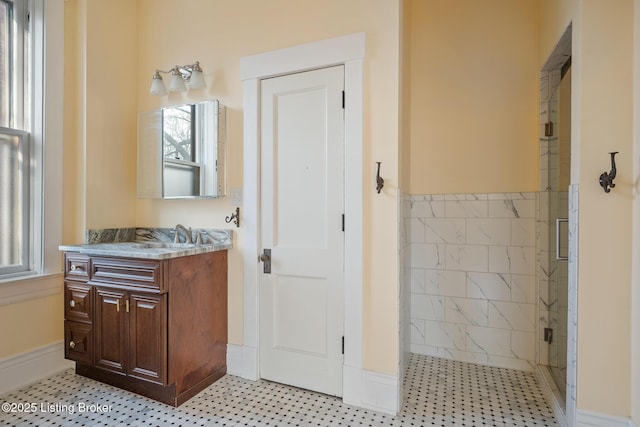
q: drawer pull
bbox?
[69,339,82,349]
[70,264,82,272]
[69,299,76,308]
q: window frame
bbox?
[0,0,30,278]
[0,0,63,290]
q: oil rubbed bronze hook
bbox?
[376,162,384,194]
[225,207,240,227]
[599,151,619,193]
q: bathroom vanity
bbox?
[60,240,229,406]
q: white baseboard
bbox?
[0,341,73,395]
[226,344,243,377]
[226,344,258,381]
[343,364,399,415]
[577,409,635,427]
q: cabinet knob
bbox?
[69,340,76,349]
[70,264,80,271]
[69,299,76,308]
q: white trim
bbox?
[342,365,399,415]
[240,33,365,81]
[225,344,243,377]
[226,344,259,381]
[41,0,64,276]
[576,410,635,427]
[0,272,62,305]
[241,33,366,404]
[0,341,73,395]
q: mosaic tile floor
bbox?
[0,353,558,426]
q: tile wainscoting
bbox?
[405,192,537,371]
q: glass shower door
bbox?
[546,67,571,399]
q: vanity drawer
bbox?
[65,253,90,281]
[64,321,93,365]
[90,257,165,291]
[64,282,93,323]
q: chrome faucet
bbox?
[173,224,193,243]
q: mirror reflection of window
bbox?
[163,104,195,161]
[162,104,201,197]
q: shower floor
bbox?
[0,353,558,426]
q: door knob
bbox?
[260,249,271,274]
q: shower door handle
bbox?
[556,218,569,260]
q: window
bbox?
[0,0,30,277]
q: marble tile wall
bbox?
[407,192,537,371]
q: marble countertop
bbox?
[59,241,232,260]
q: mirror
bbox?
[137,100,226,198]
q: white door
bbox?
[259,65,344,396]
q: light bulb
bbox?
[149,72,168,96]
[189,69,206,90]
[169,69,187,93]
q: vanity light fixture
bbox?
[149,61,206,96]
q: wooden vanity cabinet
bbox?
[94,287,166,384]
[63,250,227,406]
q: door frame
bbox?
[240,33,365,404]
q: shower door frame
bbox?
[535,23,577,427]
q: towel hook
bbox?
[225,207,240,228]
[599,151,618,193]
[376,162,384,194]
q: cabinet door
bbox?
[64,321,93,364]
[95,287,127,375]
[128,292,167,384]
[64,282,93,323]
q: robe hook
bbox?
[376,162,384,194]
[599,151,618,193]
[225,207,240,227]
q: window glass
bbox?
[0,1,11,128]
[0,128,28,275]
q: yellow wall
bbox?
[540,0,635,419]
[84,0,138,229]
[134,0,402,375]
[400,0,411,192]
[633,2,640,423]
[539,0,577,65]
[408,0,539,195]
[0,279,63,359]
[576,0,634,416]
[62,0,84,245]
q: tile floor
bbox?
[0,353,558,426]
